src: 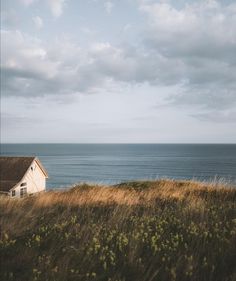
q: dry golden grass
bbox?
[1,178,234,206]
[1,179,235,237]
[0,179,236,281]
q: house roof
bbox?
[0,157,48,192]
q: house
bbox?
[0,157,48,198]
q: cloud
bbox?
[1,30,60,97]
[1,31,120,97]
[19,0,37,6]
[191,110,236,123]
[19,0,66,18]
[0,31,126,97]
[32,16,43,29]
[47,0,66,18]
[140,1,236,61]
[104,1,114,14]
[139,0,236,112]
[1,0,236,122]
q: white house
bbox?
[0,157,48,198]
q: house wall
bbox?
[10,160,46,198]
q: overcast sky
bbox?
[1,0,236,143]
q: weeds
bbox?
[0,180,236,281]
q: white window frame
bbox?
[20,187,27,198]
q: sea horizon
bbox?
[1,143,236,188]
[2,142,236,144]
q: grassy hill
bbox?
[0,180,236,281]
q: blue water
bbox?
[1,144,236,189]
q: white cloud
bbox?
[140,1,236,60]
[19,0,66,18]
[47,0,66,18]
[32,16,43,29]
[2,1,236,121]
[19,0,37,6]
[2,0,236,144]
[139,0,236,111]
[104,1,114,14]
[1,30,60,97]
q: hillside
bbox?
[0,180,236,281]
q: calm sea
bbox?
[1,144,236,189]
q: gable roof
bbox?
[0,157,48,192]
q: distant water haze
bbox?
[1,144,236,188]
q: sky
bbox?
[1,0,236,143]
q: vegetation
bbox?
[0,179,236,281]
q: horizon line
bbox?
[1,142,236,145]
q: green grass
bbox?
[0,180,236,281]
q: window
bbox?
[20,187,27,198]
[20,182,27,187]
[12,190,15,197]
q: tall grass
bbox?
[0,179,236,281]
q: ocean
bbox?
[1,144,236,189]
